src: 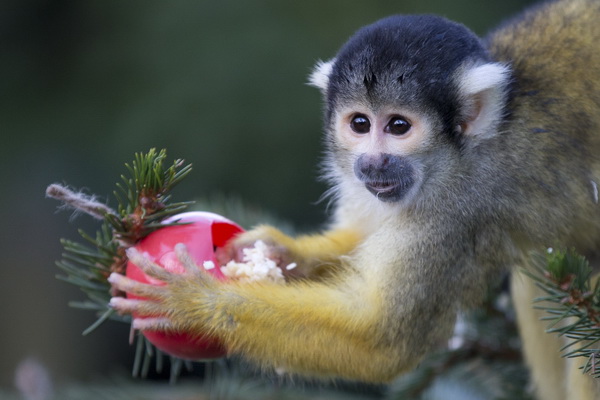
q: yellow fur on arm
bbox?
[233,226,363,278]
[163,273,403,382]
[293,228,363,262]
[243,225,362,262]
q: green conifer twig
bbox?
[523,249,600,377]
[47,148,194,377]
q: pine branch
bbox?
[524,249,600,377]
[109,148,194,251]
[47,148,194,377]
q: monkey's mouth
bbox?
[365,181,400,194]
[354,154,416,203]
[364,180,409,202]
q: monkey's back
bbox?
[488,0,600,105]
[485,0,600,250]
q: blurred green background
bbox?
[1,0,536,392]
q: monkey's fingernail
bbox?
[108,297,123,308]
[107,272,119,284]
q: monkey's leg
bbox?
[512,271,567,400]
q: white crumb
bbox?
[202,260,215,270]
[219,240,292,284]
[286,263,297,271]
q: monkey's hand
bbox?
[108,244,221,332]
[225,225,363,279]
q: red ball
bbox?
[126,211,244,360]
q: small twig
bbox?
[46,183,116,219]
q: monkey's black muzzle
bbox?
[354,153,415,202]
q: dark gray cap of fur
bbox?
[326,15,490,134]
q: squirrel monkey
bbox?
[109,0,600,398]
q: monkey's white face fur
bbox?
[333,105,432,202]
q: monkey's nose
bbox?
[356,153,392,175]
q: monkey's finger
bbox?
[126,247,174,282]
[133,317,176,332]
[174,243,200,275]
[109,297,167,316]
[107,273,166,299]
[174,243,215,284]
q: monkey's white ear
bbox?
[308,59,335,94]
[457,62,511,139]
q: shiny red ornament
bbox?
[126,211,244,360]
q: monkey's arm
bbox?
[109,220,463,382]
[111,255,393,381]
[232,225,363,277]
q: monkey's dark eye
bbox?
[350,115,371,134]
[387,117,411,135]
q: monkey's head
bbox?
[310,15,510,205]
